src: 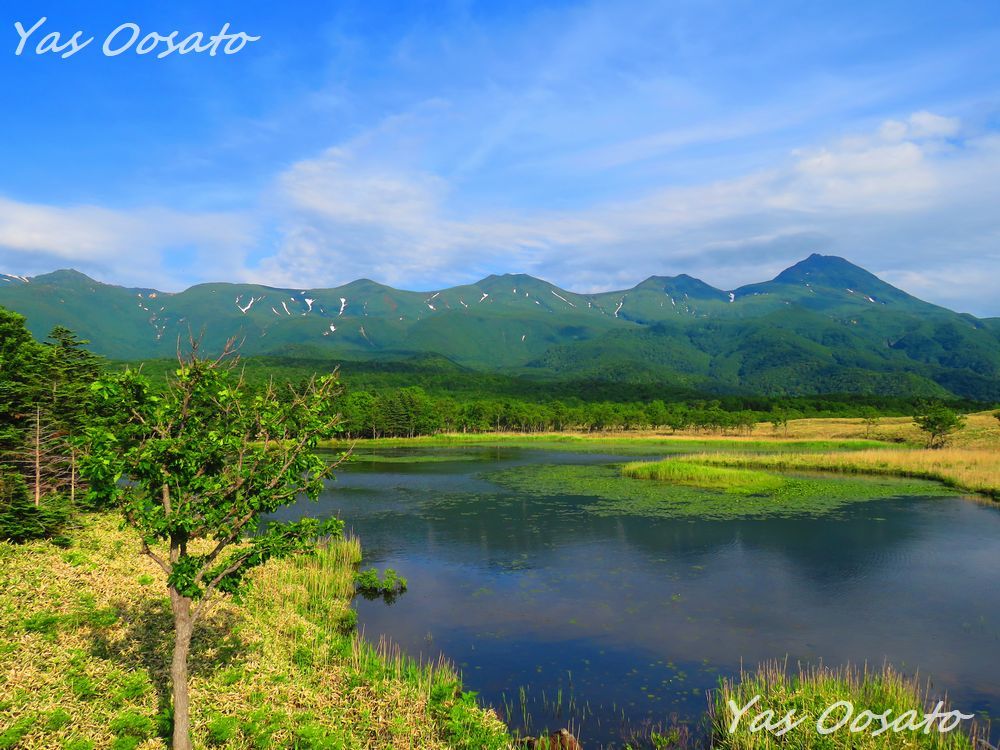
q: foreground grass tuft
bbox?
[713,661,987,749]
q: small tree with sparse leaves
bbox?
[860,406,881,439]
[81,341,345,750]
[913,405,966,449]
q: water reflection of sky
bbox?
[273,448,1000,747]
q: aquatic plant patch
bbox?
[483,463,957,520]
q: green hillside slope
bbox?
[2,255,998,399]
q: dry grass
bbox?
[624,411,1000,501]
[685,448,1000,499]
[0,514,511,749]
[776,411,1000,448]
[325,411,1000,450]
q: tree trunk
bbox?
[34,407,41,507]
[170,587,194,750]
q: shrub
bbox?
[914,405,966,449]
[354,567,408,601]
[0,471,74,543]
[335,608,358,634]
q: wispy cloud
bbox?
[247,110,1000,313]
[0,197,255,289]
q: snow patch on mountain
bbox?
[551,290,576,308]
[236,295,263,314]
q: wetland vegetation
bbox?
[487,462,957,520]
[2,306,999,749]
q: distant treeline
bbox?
[124,353,990,440]
[334,387,952,439]
[338,388,768,437]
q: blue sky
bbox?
[2,0,999,314]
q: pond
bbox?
[273,446,1000,747]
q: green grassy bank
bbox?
[0,514,511,750]
[672,448,1000,500]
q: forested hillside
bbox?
[3,254,1000,400]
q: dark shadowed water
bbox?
[273,446,1000,747]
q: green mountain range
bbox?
[2,255,999,400]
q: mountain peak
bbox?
[32,269,97,284]
[475,272,553,291]
[634,273,725,299]
[773,254,874,285]
[730,254,920,307]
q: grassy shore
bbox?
[325,433,888,457]
[679,449,1000,500]
[0,514,511,750]
[713,662,987,749]
[324,411,1000,452]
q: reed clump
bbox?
[621,461,787,495]
[713,661,988,749]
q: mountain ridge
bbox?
[2,253,907,299]
[2,256,999,401]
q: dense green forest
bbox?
[129,354,986,439]
[0,307,102,541]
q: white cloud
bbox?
[250,111,1000,314]
[0,197,255,289]
[3,111,999,315]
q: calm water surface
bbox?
[275,446,1000,747]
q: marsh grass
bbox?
[324,410,1000,456]
[684,449,1000,500]
[324,433,888,456]
[621,461,787,495]
[0,513,512,749]
[713,661,988,749]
